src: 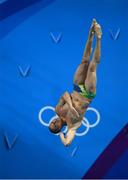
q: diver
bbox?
[49,19,102,146]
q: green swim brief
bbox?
[74,84,96,99]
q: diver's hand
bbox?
[60,129,76,146]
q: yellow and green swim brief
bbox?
[74,84,96,99]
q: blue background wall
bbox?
[0,0,128,178]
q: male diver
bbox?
[49,19,102,146]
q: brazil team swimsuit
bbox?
[73,84,96,100]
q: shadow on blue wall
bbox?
[0,0,55,38]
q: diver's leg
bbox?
[84,61,97,93]
[73,62,89,85]
[73,19,96,85]
[82,19,97,62]
[84,22,102,93]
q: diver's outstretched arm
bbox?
[60,129,76,146]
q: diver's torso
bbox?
[55,91,92,129]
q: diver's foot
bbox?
[89,19,96,37]
[94,21,102,39]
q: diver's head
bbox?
[49,117,63,134]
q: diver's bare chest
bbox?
[60,103,83,125]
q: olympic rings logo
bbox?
[38,106,100,136]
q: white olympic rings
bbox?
[38,106,100,137]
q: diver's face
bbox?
[49,118,62,134]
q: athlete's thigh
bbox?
[84,62,97,92]
[74,61,89,85]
